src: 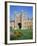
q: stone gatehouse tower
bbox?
[15,11,26,29]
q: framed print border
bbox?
[5,1,36,45]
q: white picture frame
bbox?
[5,1,36,44]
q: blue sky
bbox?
[10,5,33,20]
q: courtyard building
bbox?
[10,11,32,29]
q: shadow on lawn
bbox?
[10,27,33,40]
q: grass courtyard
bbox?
[10,27,33,40]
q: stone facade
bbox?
[10,11,32,29]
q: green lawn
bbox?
[10,27,33,40]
